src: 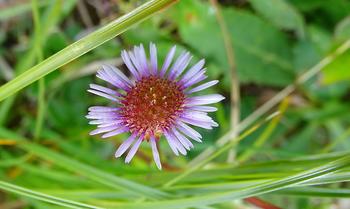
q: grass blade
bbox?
[0,181,102,209]
[120,155,350,208]
[0,128,170,200]
[0,0,177,102]
[275,187,350,198]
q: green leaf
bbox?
[249,0,305,37]
[288,0,325,12]
[223,8,295,86]
[174,0,295,87]
[307,25,332,54]
[293,39,321,73]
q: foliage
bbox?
[0,0,350,208]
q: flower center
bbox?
[120,76,186,140]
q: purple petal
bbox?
[182,112,219,128]
[90,125,121,135]
[128,50,144,76]
[186,94,225,106]
[102,126,129,138]
[150,136,162,170]
[88,90,119,102]
[86,113,119,120]
[181,112,218,128]
[180,59,205,83]
[186,80,219,94]
[103,65,132,86]
[183,111,213,122]
[89,84,118,95]
[170,132,187,155]
[97,120,123,128]
[89,119,118,125]
[176,121,202,142]
[125,135,144,163]
[182,70,207,89]
[87,111,118,117]
[180,117,213,129]
[88,106,120,112]
[121,50,140,79]
[168,51,192,80]
[172,128,194,150]
[97,68,129,91]
[132,46,149,77]
[149,43,158,75]
[160,46,176,77]
[188,106,218,113]
[164,131,179,156]
[115,134,137,158]
[138,44,149,74]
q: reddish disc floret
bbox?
[120,76,186,140]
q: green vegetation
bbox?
[1,0,350,208]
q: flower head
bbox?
[87,43,224,169]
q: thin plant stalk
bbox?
[209,0,240,162]
[237,97,290,163]
[163,111,280,188]
[32,0,46,140]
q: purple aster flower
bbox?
[86,43,224,170]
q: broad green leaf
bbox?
[293,39,321,73]
[290,0,350,24]
[249,0,305,37]
[307,25,332,55]
[174,0,295,87]
[318,0,350,24]
[287,0,324,12]
[223,8,295,86]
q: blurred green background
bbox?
[1,0,350,208]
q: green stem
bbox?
[237,97,289,163]
[32,0,46,140]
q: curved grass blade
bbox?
[0,181,102,209]
[275,187,350,198]
[0,127,170,200]
[0,0,177,102]
[118,155,350,208]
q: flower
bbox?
[86,43,224,169]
